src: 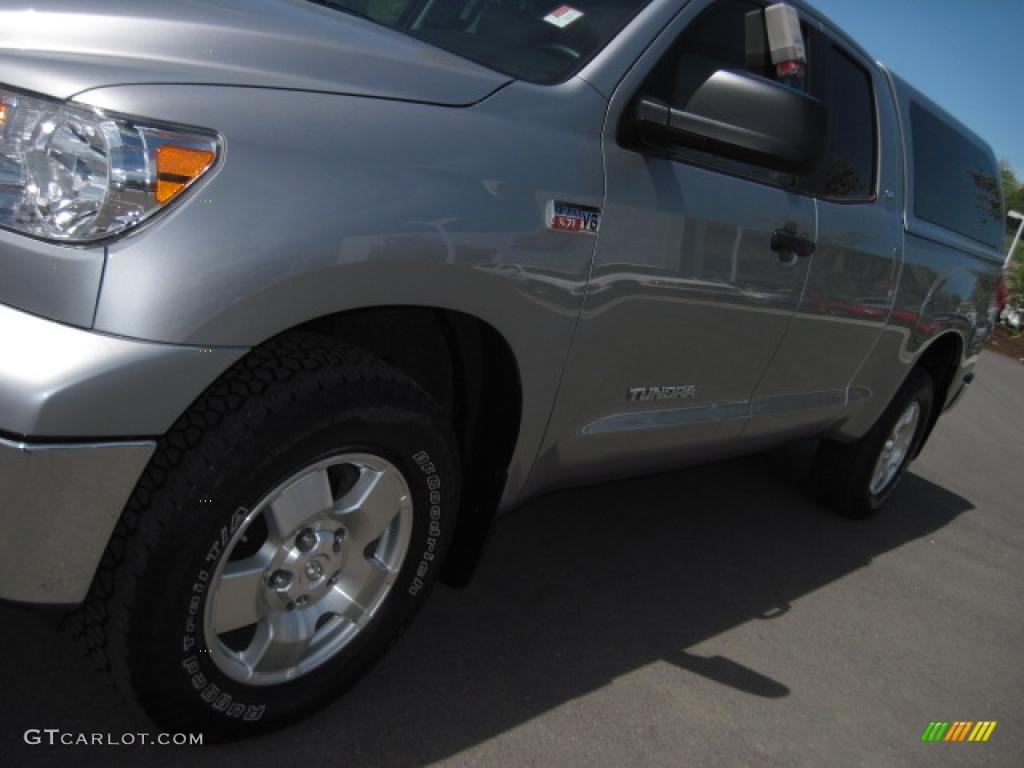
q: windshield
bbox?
[310,1,652,84]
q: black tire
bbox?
[78,332,458,740]
[813,368,934,518]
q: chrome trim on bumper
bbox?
[0,436,155,604]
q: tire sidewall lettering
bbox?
[409,450,444,597]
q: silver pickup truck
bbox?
[0,0,1006,738]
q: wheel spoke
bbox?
[319,583,370,625]
[266,469,333,540]
[212,555,270,634]
[871,462,887,493]
[335,466,406,551]
[243,610,318,676]
[899,405,918,430]
[335,553,392,614]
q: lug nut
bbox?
[305,560,324,582]
[267,569,292,591]
[333,530,346,552]
[296,528,317,552]
[294,595,309,609]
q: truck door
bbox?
[745,34,904,440]
[526,0,819,494]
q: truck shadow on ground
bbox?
[0,441,972,766]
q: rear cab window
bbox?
[909,102,1003,249]
[310,0,653,84]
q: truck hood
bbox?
[0,0,511,105]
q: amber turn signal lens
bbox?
[155,145,215,203]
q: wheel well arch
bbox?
[915,331,963,402]
[911,330,964,455]
[295,306,522,586]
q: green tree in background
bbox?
[1003,163,1024,298]
[1002,163,1024,223]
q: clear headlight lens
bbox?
[0,86,219,242]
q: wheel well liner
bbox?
[911,331,963,457]
[298,307,522,586]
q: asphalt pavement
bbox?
[2,352,1022,767]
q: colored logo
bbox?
[547,201,601,235]
[921,721,997,742]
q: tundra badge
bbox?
[628,385,697,402]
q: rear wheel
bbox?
[813,368,934,518]
[80,333,458,739]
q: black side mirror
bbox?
[635,69,825,174]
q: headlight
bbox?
[0,85,219,243]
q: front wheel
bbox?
[813,368,934,518]
[81,333,458,739]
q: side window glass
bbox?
[819,47,876,200]
[636,1,816,190]
[911,102,1003,248]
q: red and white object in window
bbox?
[765,4,807,87]
[544,5,585,29]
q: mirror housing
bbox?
[635,69,825,174]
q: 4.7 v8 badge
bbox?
[547,201,601,235]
